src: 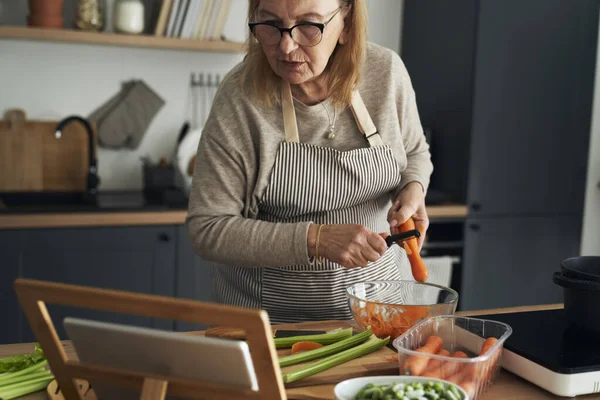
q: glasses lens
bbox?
[292,25,322,46]
[253,24,281,45]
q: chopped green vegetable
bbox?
[0,343,45,373]
[353,380,464,400]
[282,334,389,383]
[0,344,54,399]
[273,327,354,349]
[279,328,372,367]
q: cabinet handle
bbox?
[158,233,171,242]
[470,203,481,211]
[469,224,480,231]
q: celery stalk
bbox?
[0,377,54,400]
[282,334,390,383]
[279,328,372,367]
[0,370,52,387]
[0,360,48,386]
[273,328,353,349]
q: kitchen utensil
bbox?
[334,375,470,400]
[553,270,600,333]
[476,309,600,397]
[385,229,420,248]
[346,281,459,340]
[560,256,600,283]
[0,109,95,193]
[393,316,512,400]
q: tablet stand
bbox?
[14,278,287,400]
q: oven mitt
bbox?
[88,80,165,149]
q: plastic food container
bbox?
[346,281,459,340]
[392,316,512,399]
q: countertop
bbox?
[0,191,468,229]
[1,303,597,400]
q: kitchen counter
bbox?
[0,200,468,230]
[1,303,597,400]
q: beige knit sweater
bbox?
[187,42,433,267]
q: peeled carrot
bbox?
[399,218,428,282]
[442,351,468,377]
[290,341,324,354]
[421,349,451,378]
[459,380,477,399]
[480,337,498,355]
[403,335,443,376]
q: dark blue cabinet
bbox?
[1,225,178,344]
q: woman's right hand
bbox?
[308,224,388,269]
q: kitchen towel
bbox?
[89,79,165,150]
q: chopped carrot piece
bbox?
[290,341,324,354]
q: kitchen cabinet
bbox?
[0,230,22,345]
[174,225,214,332]
[460,215,581,311]
[402,0,597,214]
[1,226,178,344]
[465,0,595,217]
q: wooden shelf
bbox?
[0,26,245,53]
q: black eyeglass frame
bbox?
[248,7,343,47]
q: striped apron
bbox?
[211,82,410,323]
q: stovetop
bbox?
[477,309,600,374]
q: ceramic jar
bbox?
[28,0,64,29]
[113,0,145,34]
[75,0,105,32]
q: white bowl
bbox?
[334,375,470,400]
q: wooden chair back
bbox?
[13,278,287,400]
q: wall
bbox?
[0,0,403,190]
[581,10,600,256]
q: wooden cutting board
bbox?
[0,109,96,192]
[205,320,400,389]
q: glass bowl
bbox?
[346,280,459,340]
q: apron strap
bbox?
[350,90,384,147]
[281,81,383,147]
[281,81,300,143]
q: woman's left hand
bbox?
[387,182,429,250]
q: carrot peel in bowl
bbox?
[399,218,428,282]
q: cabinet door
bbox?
[467,0,597,215]
[0,230,23,345]
[460,216,581,311]
[174,225,214,332]
[17,226,177,343]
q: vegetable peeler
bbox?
[385,229,421,248]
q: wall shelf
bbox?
[0,26,245,53]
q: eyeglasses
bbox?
[248,7,343,47]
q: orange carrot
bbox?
[399,218,428,282]
[480,337,498,355]
[421,349,451,379]
[290,341,324,354]
[403,335,443,376]
[441,351,468,378]
[459,380,477,399]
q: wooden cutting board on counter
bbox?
[0,109,96,192]
[205,320,400,391]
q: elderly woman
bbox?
[187,0,433,323]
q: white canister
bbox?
[113,0,144,34]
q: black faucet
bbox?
[55,116,100,202]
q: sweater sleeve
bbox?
[186,80,313,267]
[391,52,434,196]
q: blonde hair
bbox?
[240,0,367,109]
